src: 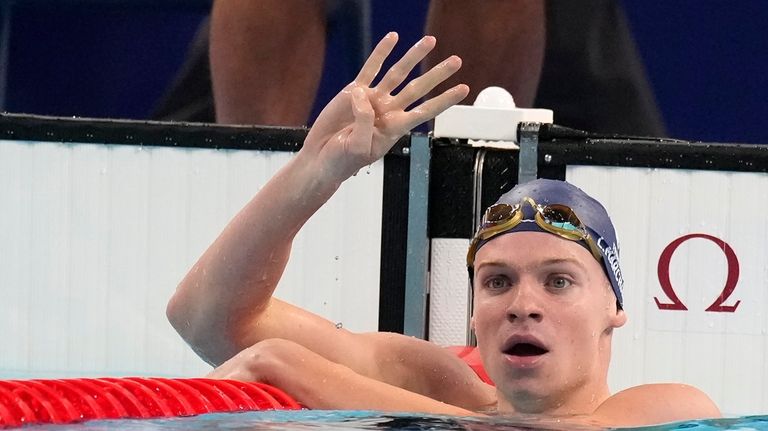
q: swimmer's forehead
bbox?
[473,232,595,271]
[474,257,590,273]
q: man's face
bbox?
[471,231,626,413]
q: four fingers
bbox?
[355,33,468,133]
[376,36,436,95]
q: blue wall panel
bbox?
[623,2,768,143]
[3,1,766,143]
[5,5,205,119]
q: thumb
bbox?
[348,86,375,147]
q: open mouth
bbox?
[505,342,549,357]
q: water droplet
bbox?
[335,322,343,329]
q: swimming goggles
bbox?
[466,197,603,267]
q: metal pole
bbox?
[403,134,431,338]
[466,148,488,346]
[517,122,541,184]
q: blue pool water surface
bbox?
[26,410,768,431]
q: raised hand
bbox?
[168,33,468,369]
[302,32,469,182]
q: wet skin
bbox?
[471,231,627,415]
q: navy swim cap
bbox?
[471,179,624,307]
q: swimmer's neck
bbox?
[495,383,612,417]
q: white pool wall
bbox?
[0,140,383,378]
[2,138,765,416]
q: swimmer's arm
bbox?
[370,334,497,410]
[167,33,469,366]
[166,153,342,365]
[589,383,721,427]
[208,338,479,415]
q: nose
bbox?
[505,280,544,323]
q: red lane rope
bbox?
[0,381,44,426]
[182,378,239,411]
[49,379,107,421]
[155,378,212,415]
[0,347,486,428]
[69,378,133,418]
[250,382,302,410]
[0,378,299,429]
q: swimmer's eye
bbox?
[484,276,511,291]
[547,276,572,290]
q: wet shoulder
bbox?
[592,383,721,427]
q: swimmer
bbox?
[167,33,720,426]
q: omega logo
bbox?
[655,233,740,313]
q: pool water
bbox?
[26,410,768,431]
